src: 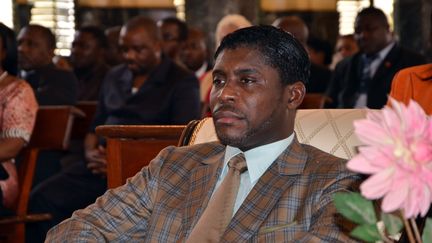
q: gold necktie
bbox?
[186,153,247,243]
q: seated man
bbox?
[27,16,200,243]
[70,26,110,101]
[46,25,360,242]
[17,24,78,106]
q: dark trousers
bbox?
[25,161,107,243]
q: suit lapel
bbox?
[372,44,399,86]
[182,148,224,237]
[222,138,308,241]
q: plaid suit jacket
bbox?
[46,138,361,242]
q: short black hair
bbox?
[77,26,108,49]
[0,23,17,75]
[160,17,188,41]
[26,24,56,49]
[215,25,310,85]
[356,7,389,27]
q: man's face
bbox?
[160,22,181,59]
[354,15,390,55]
[70,31,103,69]
[180,33,207,71]
[336,37,359,58]
[210,47,293,151]
[119,27,160,75]
[17,27,54,70]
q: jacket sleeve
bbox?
[36,71,78,106]
[45,146,175,242]
[291,162,361,243]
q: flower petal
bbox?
[381,180,408,213]
[360,168,395,199]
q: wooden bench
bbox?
[95,125,186,189]
[0,106,80,243]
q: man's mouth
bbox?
[213,109,244,125]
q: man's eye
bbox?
[241,78,255,84]
[213,78,224,86]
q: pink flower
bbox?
[347,98,432,218]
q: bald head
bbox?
[215,14,252,48]
[122,16,160,42]
[119,16,162,75]
[272,16,309,46]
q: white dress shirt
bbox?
[355,41,395,108]
[212,133,295,216]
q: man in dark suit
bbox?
[326,7,426,109]
[17,25,79,189]
[46,25,360,242]
[17,24,78,106]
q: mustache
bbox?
[212,103,244,117]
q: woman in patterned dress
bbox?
[0,23,38,212]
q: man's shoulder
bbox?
[38,64,77,82]
[166,60,198,84]
[105,64,128,76]
[158,142,225,165]
[148,142,225,181]
[390,44,426,65]
[397,63,432,77]
[334,53,361,73]
[301,144,349,173]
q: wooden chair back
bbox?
[0,106,79,243]
[298,93,332,109]
[95,125,186,189]
[71,101,98,140]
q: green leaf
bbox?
[381,212,403,235]
[333,192,377,225]
[350,224,382,242]
[422,217,432,243]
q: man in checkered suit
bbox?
[46,25,360,242]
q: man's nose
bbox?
[123,49,136,60]
[217,80,238,103]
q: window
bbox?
[29,0,75,56]
[0,0,14,29]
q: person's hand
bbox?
[0,161,18,209]
[85,145,107,177]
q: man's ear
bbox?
[285,81,305,109]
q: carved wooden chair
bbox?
[0,106,80,243]
[95,125,187,189]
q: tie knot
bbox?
[228,153,247,173]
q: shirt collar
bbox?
[223,133,295,185]
[372,41,395,61]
